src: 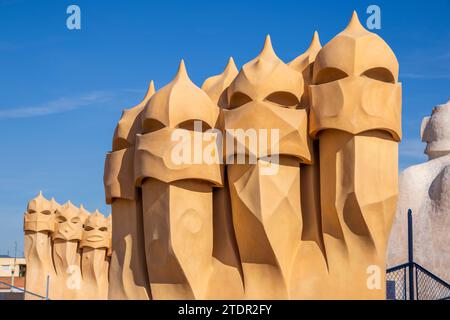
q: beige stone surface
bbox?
[310,12,402,142]
[388,100,450,282]
[202,57,239,108]
[136,61,245,299]
[79,211,111,300]
[51,201,86,299]
[223,35,310,299]
[100,11,403,300]
[104,82,155,300]
[306,12,401,299]
[23,192,56,299]
[23,193,111,300]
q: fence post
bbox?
[45,275,50,300]
[408,209,415,300]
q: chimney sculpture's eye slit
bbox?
[264,91,299,108]
[229,92,252,109]
[177,119,212,132]
[361,67,395,83]
[141,118,165,134]
[315,67,348,85]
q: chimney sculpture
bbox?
[23,192,56,299]
[79,211,111,300]
[308,12,401,298]
[201,58,245,299]
[99,11,402,300]
[24,195,111,299]
[288,32,329,299]
[51,201,88,299]
[223,36,311,299]
[135,61,224,299]
[103,82,155,299]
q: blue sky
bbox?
[0,0,449,255]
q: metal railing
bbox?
[386,209,450,300]
[387,262,450,300]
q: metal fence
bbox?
[386,209,450,300]
[387,262,450,300]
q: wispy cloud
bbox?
[400,138,426,158]
[0,0,24,7]
[400,73,450,80]
[0,91,117,119]
[399,138,428,170]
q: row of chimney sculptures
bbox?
[103,11,402,300]
[24,12,406,299]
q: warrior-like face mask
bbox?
[224,36,311,164]
[80,211,110,249]
[53,202,86,241]
[309,13,402,141]
[23,192,55,233]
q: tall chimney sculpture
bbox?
[52,201,87,299]
[135,61,224,299]
[79,210,111,299]
[23,192,56,299]
[99,11,402,300]
[103,82,155,299]
[288,32,329,299]
[223,36,312,299]
[308,12,401,298]
[201,58,245,299]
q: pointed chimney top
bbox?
[259,34,277,60]
[309,31,322,51]
[344,10,366,34]
[174,59,189,81]
[224,57,238,74]
[92,209,103,217]
[145,80,156,100]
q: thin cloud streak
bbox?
[399,138,426,158]
[0,0,24,7]
[0,91,117,119]
[400,73,450,80]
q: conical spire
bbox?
[174,59,189,81]
[27,191,50,212]
[224,57,238,75]
[342,11,368,35]
[142,59,219,129]
[289,31,322,73]
[145,80,156,100]
[309,31,321,52]
[257,35,278,61]
[229,34,304,103]
[113,79,157,150]
[59,200,79,214]
[313,10,399,82]
[201,57,239,106]
[79,204,90,213]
